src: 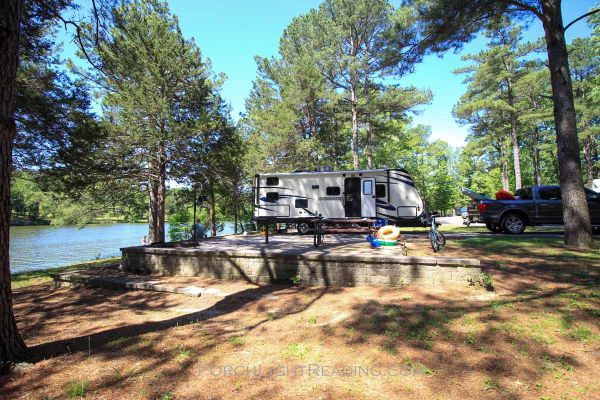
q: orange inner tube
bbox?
[378,225,400,241]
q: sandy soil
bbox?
[1,235,599,400]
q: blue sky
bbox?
[60,0,596,148]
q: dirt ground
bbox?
[1,234,599,400]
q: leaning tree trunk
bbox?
[0,0,28,366]
[541,0,593,249]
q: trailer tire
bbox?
[297,222,310,235]
[501,213,526,234]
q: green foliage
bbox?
[70,0,237,240]
[290,275,303,286]
[66,379,90,398]
[481,273,495,292]
[11,172,147,225]
[243,0,430,172]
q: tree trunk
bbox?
[365,122,373,169]
[540,0,593,248]
[533,142,542,186]
[209,191,216,237]
[148,174,158,243]
[364,74,373,169]
[509,111,522,190]
[506,78,522,190]
[0,0,28,367]
[147,152,166,244]
[233,190,238,234]
[350,84,360,169]
[155,154,166,242]
[207,175,217,237]
[500,143,510,191]
[530,99,542,186]
[582,136,594,187]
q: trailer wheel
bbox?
[501,213,526,234]
[297,222,310,235]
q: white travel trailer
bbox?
[253,168,424,230]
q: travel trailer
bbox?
[253,168,424,232]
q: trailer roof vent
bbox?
[315,166,334,172]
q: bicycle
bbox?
[427,212,446,252]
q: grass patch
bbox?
[567,326,592,341]
[284,342,308,360]
[229,336,244,347]
[11,257,120,289]
[483,377,500,391]
[66,379,90,398]
[465,330,478,346]
[457,236,600,260]
[174,343,193,361]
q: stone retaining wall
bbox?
[121,247,482,287]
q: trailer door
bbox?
[361,178,376,218]
[344,177,361,217]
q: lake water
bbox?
[9,222,234,274]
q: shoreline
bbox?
[10,257,120,289]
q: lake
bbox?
[10,222,234,274]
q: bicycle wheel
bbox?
[429,230,440,252]
[438,231,446,246]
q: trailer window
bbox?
[266,177,279,186]
[295,199,308,208]
[376,184,386,198]
[326,186,340,196]
[363,180,373,195]
[265,192,279,202]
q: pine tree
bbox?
[408,0,599,248]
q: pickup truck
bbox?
[462,186,600,234]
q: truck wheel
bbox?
[297,222,310,235]
[501,213,526,234]
[485,223,501,233]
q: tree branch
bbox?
[565,9,600,31]
[507,0,543,20]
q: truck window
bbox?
[538,188,561,200]
[376,184,386,198]
[326,187,340,196]
[266,177,279,186]
[585,189,599,201]
[515,188,532,200]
